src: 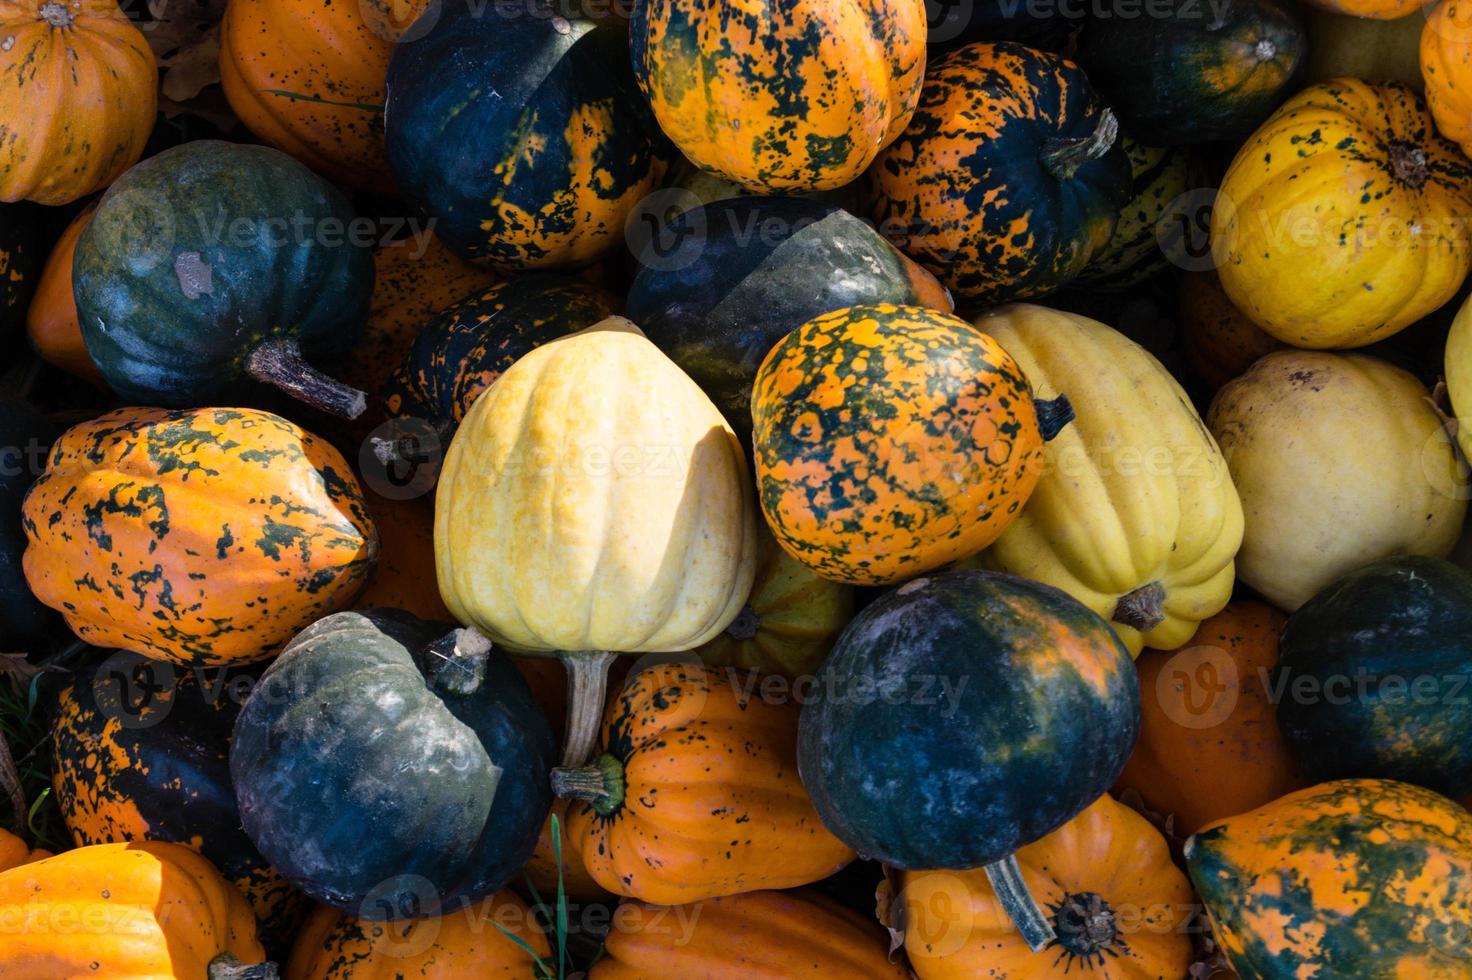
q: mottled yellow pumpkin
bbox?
[972,304,1243,655]
[1212,78,1472,348]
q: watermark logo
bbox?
[1155,645,1238,730]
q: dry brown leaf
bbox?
[160,24,220,102]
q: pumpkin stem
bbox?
[245,337,367,420]
[724,605,761,641]
[1112,581,1167,633]
[1049,891,1121,962]
[38,1,73,27]
[1035,395,1075,442]
[208,955,279,980]
[559,651,618,767]
[1041,109,1119,182]
[428,628,494,695]
[984,854,1056,952]
[1387,140,1429,190]
[550,752,627,817]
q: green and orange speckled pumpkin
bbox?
[865,41,1132,303]
[551,661,854,905]
[1186,779,1472,978]
[21,407,379,667]
[51,654,305,953]
[1075,140,1200,291]
[630,0,927,193]
[750,304,1071,586]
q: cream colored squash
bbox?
[972,304,1243,655]
[1208,350,1466,612]
[435,316,758,765]
[1443,291,1472,463]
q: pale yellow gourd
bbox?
[435,316,758,765]
[1209,350,1466,612]
[1443,292,1472,463]
[971,304,1243,655]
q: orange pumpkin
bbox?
[0,829,47,873]
[593,889,909,979]
[286,891,549,979]
[1116,601,1307,836]
[353,488,451,622]
[1422,0,1472,158]
[24,204,102,384]
[0,0,156,205]
[1179,270,1283,393]
[0,840,267,974]
[553,661,853,904]
[900,792,1195,978]
[1303,0,1431,17]
[219,0,426,194]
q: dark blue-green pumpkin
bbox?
[797,569,1140,869]
[1277,555,1472,798]
[230,609,554,919]
[384,2,669,271]
[73,141,374,419]
[0,398,56,649]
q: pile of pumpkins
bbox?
[3,0,1472,974]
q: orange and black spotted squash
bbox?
[865,41,1132,303]
[551,660,854,905]
[630,0,927,192]
[750,304,1072,586]
[1187,779,1472,977]
[51,655,305,953]
[21,407,379,667]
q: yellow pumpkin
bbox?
[0,0,157,205]
[1445,238,1472,464]
[435,316,758,766]
[1211,79,1472,349]
[1208,349,1466,611]
[971,304,1243,655]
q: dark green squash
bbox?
[797,568,1139,949]
[1075,140,1201,290]
[385,2,670,271]
[230,609,555,919]
[1076,0,1306,145]
[73,140,375,419]
[0,203,37,346]
[0,398,56,649]
[51,654,305,954]
[627,198,952,435]
[1277,556,1472,798]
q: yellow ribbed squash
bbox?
[971,304,1243,655]
[1444,291,1472,463]
[435,316,758,767]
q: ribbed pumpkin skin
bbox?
[1076,0,1305,145]
[1207,350,1465,612]
[630,0,926,192]
[1277,557,1472,797]
[0,841,267,973]
[1446,290,1472,462]
[74,141,375,407]
[24,204,101,384]
[286,892,550,979]
[0,398,56,649]
[973,305,1243,655]
[592,889,908,980]
[436,318,757,654]
[0,0,156,205]
[1115,601,1306,837]
[383,276,618,434]
[752,304,1048,586]
[220,0,424,194]
[385,5,668,271]
[1179,270,1283,393]
[1075,141,1195,291]
[51,657,305,950]
[798,570,1140,869]
[1186,780,1472,978]
[865,42,1132,303]
[695,527,854,680]
[21,407,379,666]
[231,610,555,918]
[626,198,951,435]
[1423,0,1472,157]
[901,793,1194,979]
[561,661,854,904]
[1212,80,1472,348]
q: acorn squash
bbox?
[1075,140,1199,291]
[973,304,1243,655]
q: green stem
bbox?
[550,753,626,817]
[1042,109,1119,182]
[1035,395,1075,442]
[984,854,1055,952]
[262,89,385,113]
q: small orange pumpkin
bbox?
[0,0,157,205]
[0,829,47,873]
[1422,0,1472,158]
[553,661,854,904]
[24,204,102,384]
[1179,270,1283,393]
[1303,0,1431,18]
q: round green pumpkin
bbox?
[230,609,554,919]
[0,398,55,649]
[797,568,1139,869]
[1277,555,1472,798]
[74,141,375,419]
[1075,140,1199,290]
[626,198,951,435]
[1076,0,1305,145]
